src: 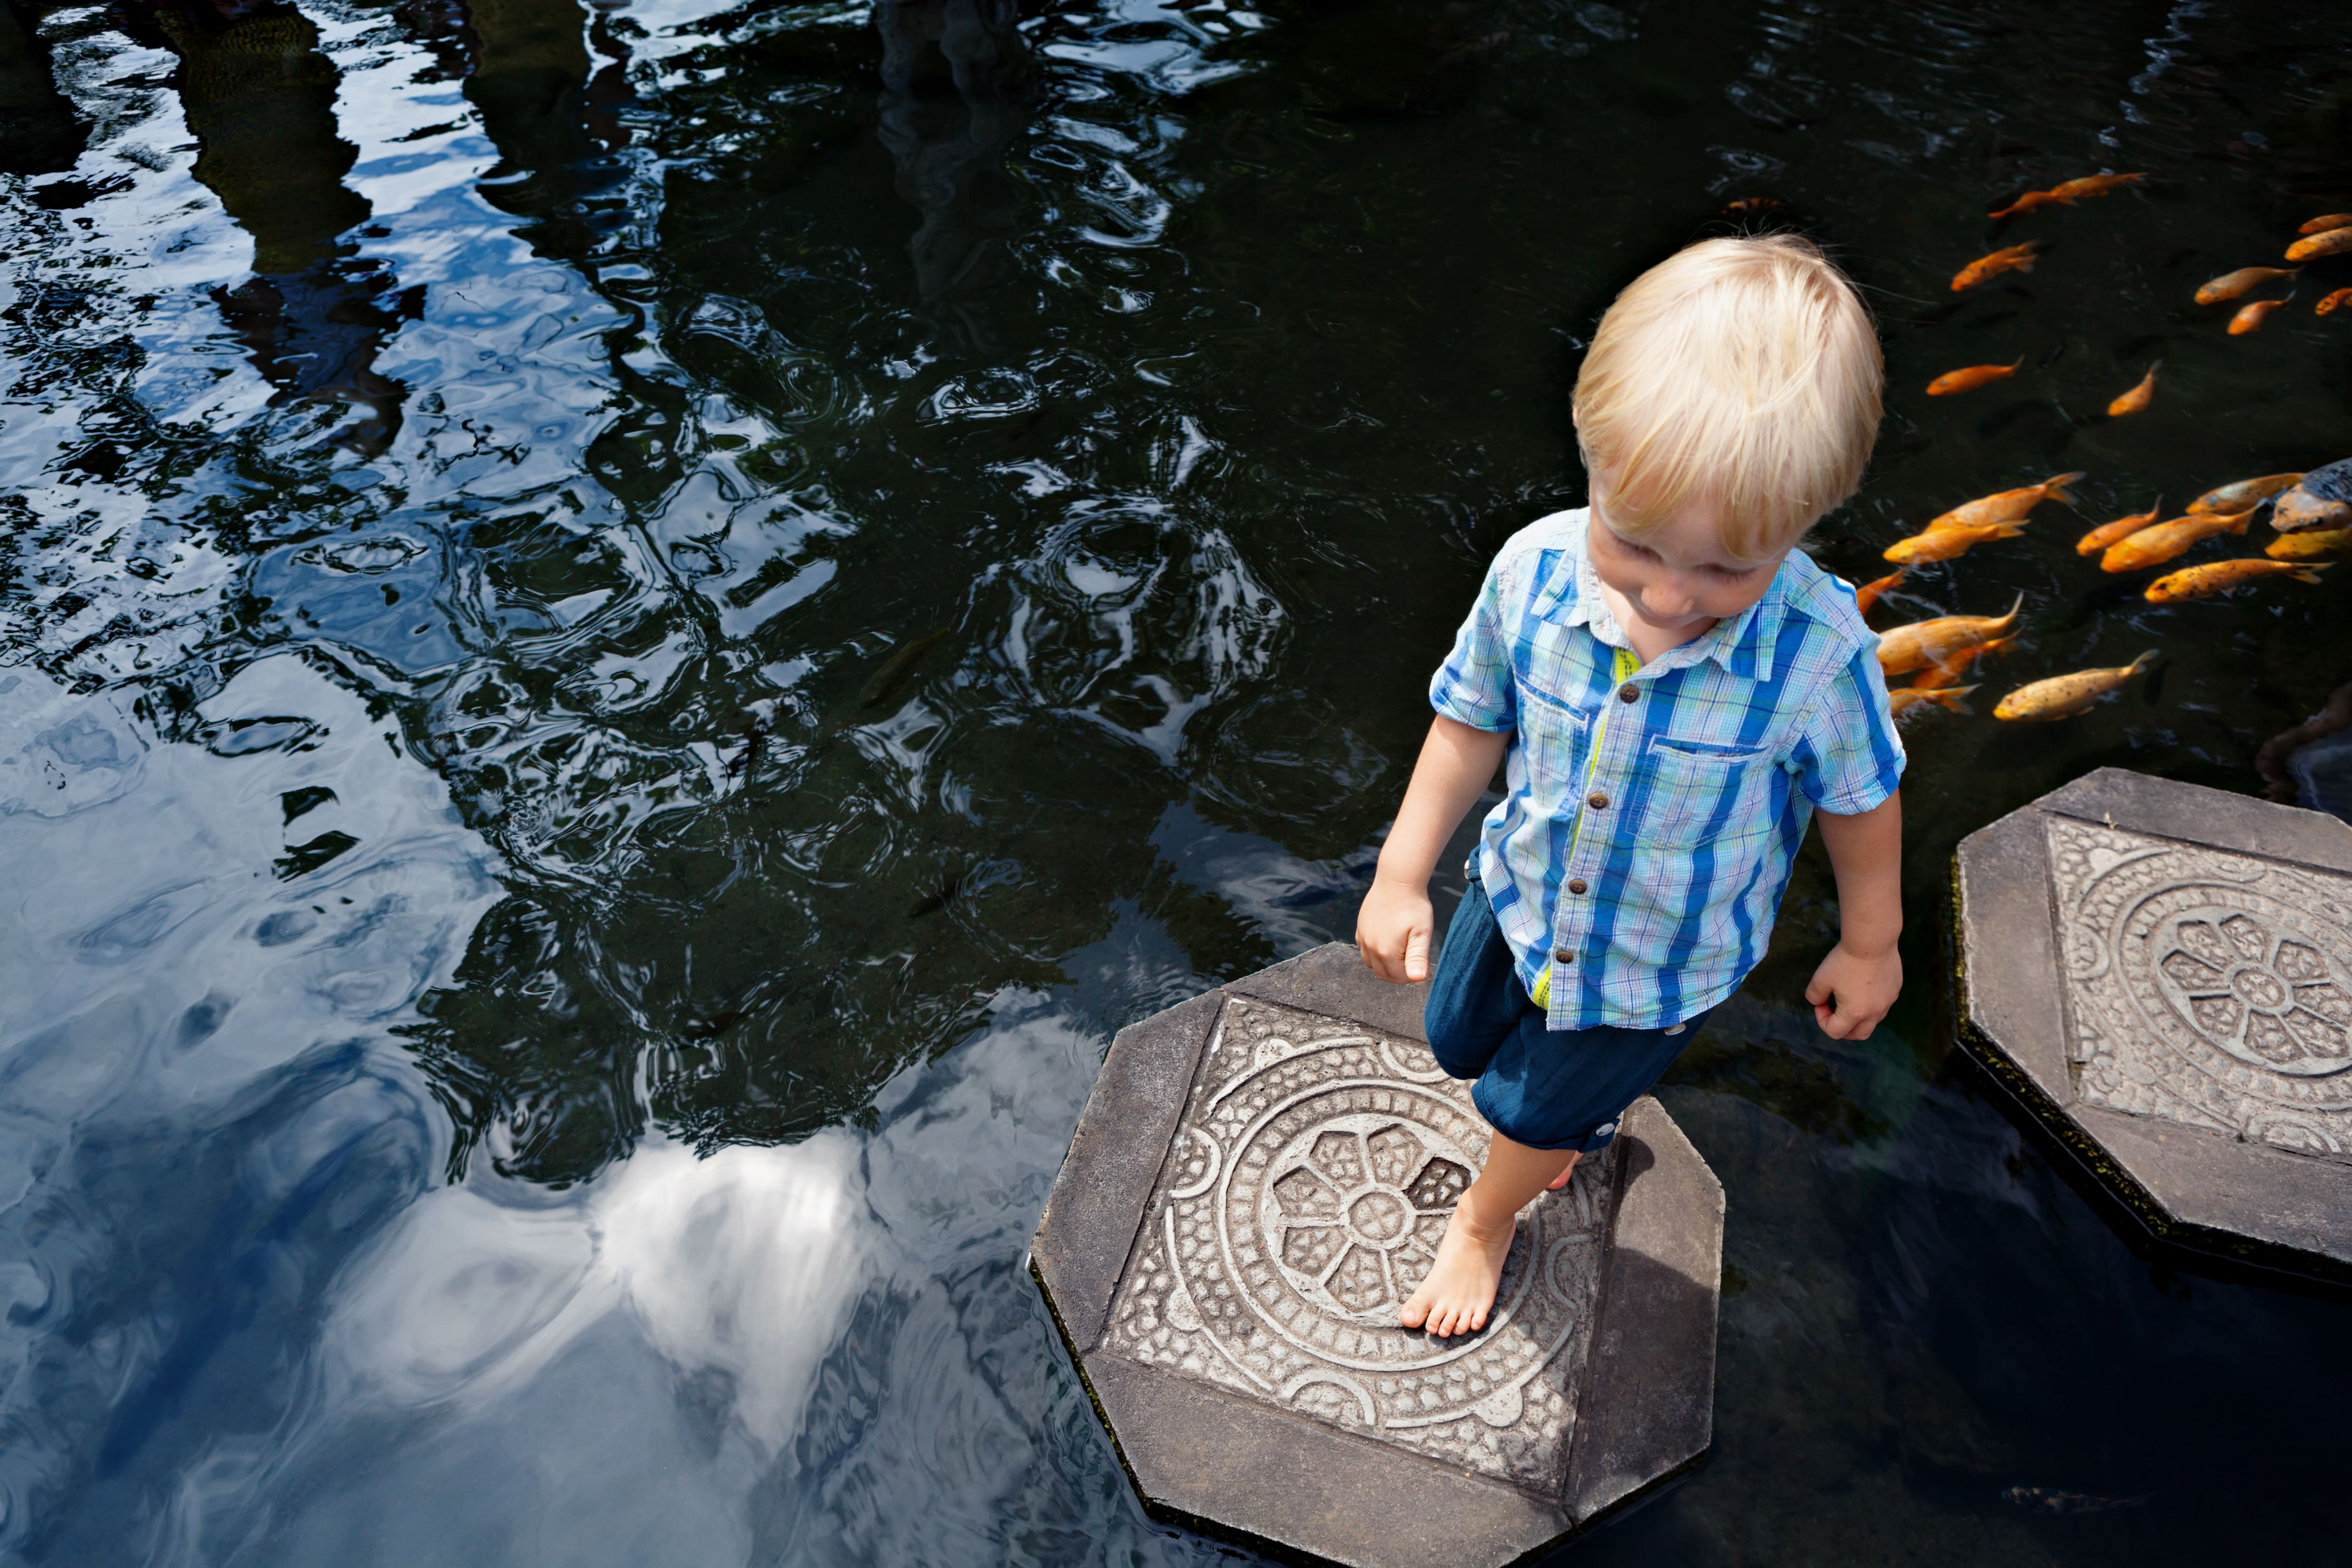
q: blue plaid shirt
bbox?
[1430,508,1905,1031]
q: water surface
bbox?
[5,0,2351,1561]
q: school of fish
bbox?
[1869,177,2345,724]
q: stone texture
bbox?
[1956,769,2352,1275]
[1565,1098,1722,1521]
[1033,943,1725,1566]
[1033,988,1219,1353]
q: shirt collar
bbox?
[1557,509,1787,682]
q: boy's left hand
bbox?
[1805,941,1901,1040]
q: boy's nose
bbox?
[1643,580,1697,619]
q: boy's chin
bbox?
[1631,608,1710,632]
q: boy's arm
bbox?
[1359,716,1509,984]
[1805,789,1903,1039]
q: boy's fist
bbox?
[1805,940,1902,1040]
[1357,879,1435,984]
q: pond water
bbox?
[4,0,2351,1561]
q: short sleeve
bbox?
[1428,559,1517,733]
[1788,644,1906,814]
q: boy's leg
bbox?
[1420,875,1527,1082]
[1400,1005,1717,1337]
[1398,1130,1572,1337]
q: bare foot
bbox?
[1397,1200,1515,1337]
[1545,1151,1582,1192]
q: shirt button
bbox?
[1619,684,1639,703]
[1587,791,1609,810]
[1553,948,1573,964]
[1568,878,1588,895]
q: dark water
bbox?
[4,0,2351,1560]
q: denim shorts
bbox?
[1423,877,1710,1152]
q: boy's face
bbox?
[1586,482,1789,641]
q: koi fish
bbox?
[1986,190,2058,221]
[1723,197,1785,217]
[1952,242,2043,291]
[2047,172,2145,201]
[1889,684,1976,717]
[1885,520,2027,564]
[2076,498,2163,555]
[2194,266,2298,305]
[2320,288,2352,317]
[1994,652,2155,721]
[2107,363,2160,416]
[2286,229,2352,263]
[2229,298,2289,335]
[1876,594,2025,677]
[2274,460,2352,532]
[1916,634,2017,689]
[858,626,954,707]
[2266,530,2352,562]
[2299,213,2352,236]
[1926,359,2023,396]
[1927,472,2082,532]
[2099,509,2253,572]
[1853,567,1907,616]
[2188,473,2302,513]
[2145,559,2327,604]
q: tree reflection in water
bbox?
[874,0,1037,350]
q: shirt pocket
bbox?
[1514,680,1594,796]
[1639,734,1773,849]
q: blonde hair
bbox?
[1573,235,1883,559]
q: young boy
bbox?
[1358,234,1904,1339]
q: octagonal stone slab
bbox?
[1031,943,1724,1567]
[1956,767,2352,1278]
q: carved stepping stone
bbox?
[1957,767,2352,1277]
[1030,944,1724,1567]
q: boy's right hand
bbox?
[1357,877,1436,984]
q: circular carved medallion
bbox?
[1106,998,1607,1486]
[2125,886,2352,1090]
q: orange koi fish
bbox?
[2230,299,2289,335]
[1952,242,2044,291]
[2107,363,2160,416]
[1916,634,2017,690]
[1889,685,1976,718]
[1853,567,1907,616]
[2320,288,2352,317]
[2286,229,2352,263]
[2299,213,2352,236]
[2047,172,2145,202]
[1876,594,2025,677]
[1885,520,2026,564]
[2076,498,2163,556]
[1926,359,2023,396]
[1723,197,1784,218]
[2266,530,2352,562]
[2074,512,2152,557]
[2099,509,2254,573]
[1988,189,2058,220]
[1927,472,2082,533]
[1994,652,2155,721]
[2188,473,2302,513]
[2194,267,2298,305]
[2145,559,2327,604]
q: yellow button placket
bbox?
[1532,645,1642,1012]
